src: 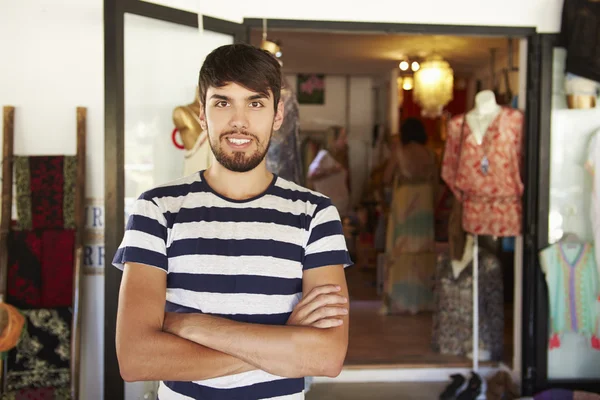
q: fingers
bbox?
[296,293,347,323]
[303,305,348,325]
[312,318,344,329]
[300,285,342,306]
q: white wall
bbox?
[145,0,564,32]
[285,75,347,130]
[0,1,105,399]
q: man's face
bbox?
[199,82,284,173]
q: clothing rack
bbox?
[0,106,87,399]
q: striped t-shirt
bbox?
[112,170,352,400]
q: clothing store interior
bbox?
[245,26,526,372]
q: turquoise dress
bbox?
[539,242,600,338]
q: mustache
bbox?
[219,130,259,141]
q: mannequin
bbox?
[172,90,212,176]
[466,90,501,145]
[452,233,474,279]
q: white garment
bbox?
[584,128,600,280]
[183,131,211,176]
[308,150,350,216]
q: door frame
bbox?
[104,2,246,399]
[104,5,547,399]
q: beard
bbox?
[208,127,272,173]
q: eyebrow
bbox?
[209,93,270,101]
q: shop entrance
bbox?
[104,4,546,398]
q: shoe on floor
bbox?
[440,373,468,400]
[457,372,487,400]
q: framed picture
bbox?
[297,74,325,105]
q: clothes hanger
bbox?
[559,205,584,244]
[560,231,583,243]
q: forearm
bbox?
[117,329,255,382]
[170,314,346,378]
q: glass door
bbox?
[535,43,600,391]
[122,6,243,400]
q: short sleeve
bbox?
[112,195,168,273]
[303,198,353,270]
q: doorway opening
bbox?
[248,24,527,372]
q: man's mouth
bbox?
[227,137,251,145]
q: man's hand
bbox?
[286,284,348,328]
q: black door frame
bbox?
[528,34,600,395]
[105,4,547,398]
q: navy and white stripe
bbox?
[113,170,352,400]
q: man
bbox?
[113,43,352,400]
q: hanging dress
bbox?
[382,143,438,314]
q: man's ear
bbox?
[199,104,207,131]
[273,100,285,131]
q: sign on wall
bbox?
[84,198,105,275]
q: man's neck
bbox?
[204,162,273,201]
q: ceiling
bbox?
[249,29,518,77]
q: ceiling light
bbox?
[411,61,420,72]
[261,39,280,56]
[399,61,409,71]
[402,76,414,91]
[413,55,454,118]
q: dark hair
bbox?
[198,44,282,112]
[400,118,427,145]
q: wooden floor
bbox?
[343,265,513,368]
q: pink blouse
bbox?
[441,107,524,237]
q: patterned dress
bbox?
[441,107,524,237]
[431,250,504,361]
[539,242,600,348]
[382,145,438,314]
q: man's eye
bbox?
[215,101,228,107]
[249,102,263,108]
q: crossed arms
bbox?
[115,262,349,382]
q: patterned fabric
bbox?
[40,230,75,308]
[441,107,524,237]
[7,230,75,309]
[266,82,304,185]
[1,387,71,400]
[431,250,504,361]
[14,156,77,230]
[62,157,77,230]
[6,308,71,391]
[14,157,32,231]
[7,231,43,309]
[584,129,600,283]
[539,242,600,340]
